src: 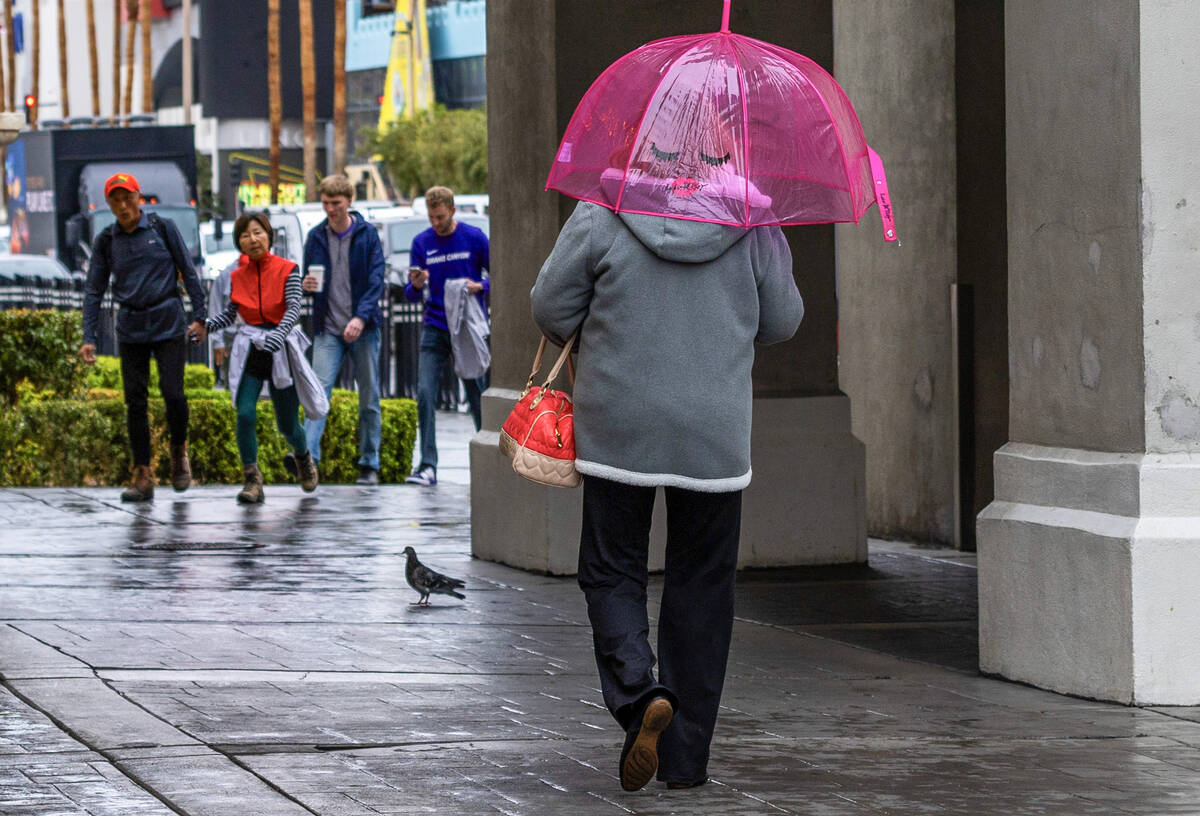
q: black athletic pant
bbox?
[578,475,742,784]
[119,337,189,466]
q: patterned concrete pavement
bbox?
[3,412,1200,815]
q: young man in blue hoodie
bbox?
[403,186,491,486]
[300,175,387,484]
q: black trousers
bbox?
[119,337,189,466]
[578,475,741,784]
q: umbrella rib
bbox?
[728,35,752,227]
[750,38,861,213]
[544,50,634,193]
[616,34,722,213]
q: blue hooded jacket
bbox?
[303,212,386,333]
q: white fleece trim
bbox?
[575,459,751,493]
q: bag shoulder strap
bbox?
[523,331,577,396]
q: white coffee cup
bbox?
[308,264,325,292]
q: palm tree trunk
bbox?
[298,0,317,202]
[57,0,69,120]
[140,0,151,113]
[86,0,100,119]
[333,0,346,174]
[5,0,17,111]
[268,0,281,204]
[0,7,8,113]
[123,1,137,118]
[30,0,39,127]
[111,0,121,123]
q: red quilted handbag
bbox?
[499,333,581,488]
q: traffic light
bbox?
[23,94,34,124]
[228,160,244,216]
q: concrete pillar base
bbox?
[470,391,867,575]
[978,443,1200,705]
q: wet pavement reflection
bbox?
[3,413,1200,814]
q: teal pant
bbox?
[235,374,308,465]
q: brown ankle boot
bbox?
[120,465,155,503]
[170,442,192,492]
[236,464,264,504]
[298,451,319,493]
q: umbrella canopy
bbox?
[546,2,897,241]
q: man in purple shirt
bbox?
[403,186,490,486]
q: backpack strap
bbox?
[148,211,192,278]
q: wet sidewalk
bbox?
[4,413,1200,815]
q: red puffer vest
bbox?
[231,253,296,326]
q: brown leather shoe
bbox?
[619,697,674,792]
[170,442,192,491]
[120,464,155,503]
[298,451,319,493]
[236,464,264,504]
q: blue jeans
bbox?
[305,326,382,470]
[415,326,489,472]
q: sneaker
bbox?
[355,466,380,486]
[405,466,437,486]
[283,452,298,478]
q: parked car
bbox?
[200,218,240,281]
[265,205,329,268]
[0,253,80,310]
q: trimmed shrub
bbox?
[0,310,85,405]
[0,389,417,487]
[84,355,214,393]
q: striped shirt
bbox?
[206,265,303,349]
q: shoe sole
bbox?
[621,698,673,792]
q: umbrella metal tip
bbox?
[720,0,731,32]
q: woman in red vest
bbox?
[205,211,318,502]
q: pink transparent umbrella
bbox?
[545,0,897,242]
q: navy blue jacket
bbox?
[303,213,386,334]
[82,211,206,346]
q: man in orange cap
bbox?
[80,172,208,502]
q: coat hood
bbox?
[618,211,748,264]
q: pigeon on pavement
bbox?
[403,546,466,605]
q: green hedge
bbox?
[85,355,215,392]
[0,311,418,486]
[0,310,85,405]
[0,388,417,486]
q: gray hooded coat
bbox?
[531,202,804,492]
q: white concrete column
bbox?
[979,0,1200,705]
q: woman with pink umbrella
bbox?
[532,0,891,793]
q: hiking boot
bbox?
[297,451,318,492]
[169,442,192,491]
[236,464,264,504]
[355,466,379,486]
[619,697,674,792]
[120,464,154,503]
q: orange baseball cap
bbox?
[104,172,140,197]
